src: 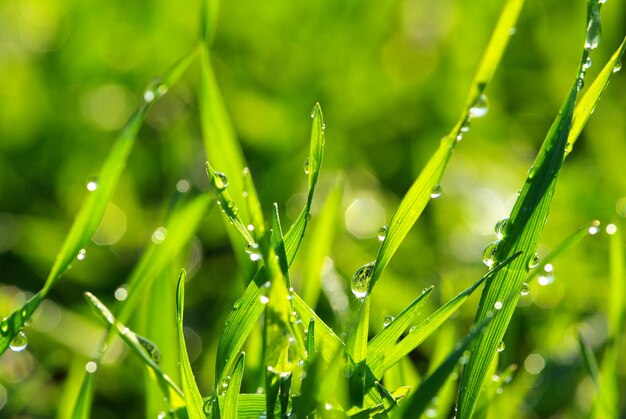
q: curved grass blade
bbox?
[457,16,624,418]
[0,48,199,356]
[367,0,525,295]
[83,292,184,402]
[71,369,96,419]
[566,38,626,157]
[345,298,370,407]
[371,252,521,379]
[223,352,246,419]
[176,270,205,419]
[214,104,325,383]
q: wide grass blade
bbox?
[223,352,246,419]
[214,104,325,383]
[367,0,525,295]
[176,270,205,419]
[457,20,624,419]
[0,48,199,356]
[370,253,521,379]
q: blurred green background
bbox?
[1,0,625,417]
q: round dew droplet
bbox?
[86,361,98,373]
[151,227,168,244]
[143,79,168,103]
[213,172,229,191]
[613,60,622,73]
[482,241,499,268]
[351,261,376,299]
[583,56,593,70]
[77,248,87,261]
[520,282,530,296]
[9,330,28,352]
[383,315,394,327]
[494,301,503,310]
[377,225,388,242]
[86,177,99,191]
[303,157,310,175]
[496,341,506,352]
[469,94,489,118]
[460,118,471,133]
[528,254,540,269]
[245,243,262,262]
[259,295,270,304]
[494,218,509,240]
[430,184,442,199]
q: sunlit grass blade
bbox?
[176,270,205,419]
[566,38,626,156]
[83,292,184,403]
[368,0,525,295]
[370,253,520,379]
[70,369,96,419]
[301,176,344,306]
[345,298,370,407]
[223,351,245,418]
[292,295,344,364]
[395,315,495,419]
[214,105,325,383]
[367,286,434,366]
[0,48,199,356]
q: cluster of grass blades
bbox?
[1,0,624,417]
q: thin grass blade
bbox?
[223,352,246,418]
[176,270,206,419]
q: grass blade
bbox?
[176,270,206,419]
[368,0,525,295]
[223,352,246,418]
[372,252,521,378]
[0,48,199,356]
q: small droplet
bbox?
[520,282,530,296]
[259,295,270,304]
[305,212,312,221]
[460,118,471,133]
[583,56,593,70]
[304,157,310,175]
[86,361,98,373]
[151,227,168,244]
[482,241,499,268]
[606,224,617,235]
[220,376,231,392]
[496,341,506,352]
[565,142,573,153]
[351,261,376,299]
[459,350,471,365]
[245,242,262,262]
[77,248,87,261]
[310,106,316,119]
[528,254,540,269]
[494,301,503,310]
[494,218,509,240]
[613,60,622,73]
[469,94,489,118]
[0,319,8,335]
[383,315,394,327]
[577,77,585,91]
[86,177,99,191]
[233,298,243,310]
[430,184,442,199]
[409,325,417,333]
[114,287,128,301]
[9,330,28,352]
[143,79,168,103]
[213,172,229,191]
[588,220,600,235]
[377,226,388,242]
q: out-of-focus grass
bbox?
[0,0,625,417]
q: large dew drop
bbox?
[383,315,394,327]
[10,330,28,352]
[377,226,388,242]
[494,218,508,240]
[430,184,442,199]
[585,4,602,50]
[351,261,375,299]
[213,172,229,191]
[469,94,489,118]
[482,241,499,268]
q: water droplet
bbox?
[528,254,540,269]
[77,248,87,261]
[430,184,442,199]
[482,241,499,268]
[233,298,242,310]
[304,157,310,175]
[310,106,316,119]
[213,172,229,191]
[409,325,417,333]
[305,212,312,221]
[377,225,388,242]
[86,361,98,373]
[494,218,508,240]
[143,79,168,103]
[538,272,555,286]
[613,60,622,73]
[324,403,333,411]
[259,295,270,304]
[0,319,8,335]
[585,6,602,50]
[425,407,438,417]
[459,350,471,365]
[247,224,255,232]
[351,261,375,299]
[565,142,573,153]
[9,330,28,352]
[220,376,231,392]
[245,242,262,262]
[583,56,593,70]
[114,287,128,301]
[520,282,530,296]
[577,77,585,91]
[469,94,489,118]
[496,341,506,352]
[151,226,168,244]
[383,315,394,327]
[494,301,503,310]
[588,220,600,235]
[606,223,617,235]
[86,177,99,191]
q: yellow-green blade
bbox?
[223,352,246,419]
[176,270,206,419]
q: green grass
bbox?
[0,0,625,418]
